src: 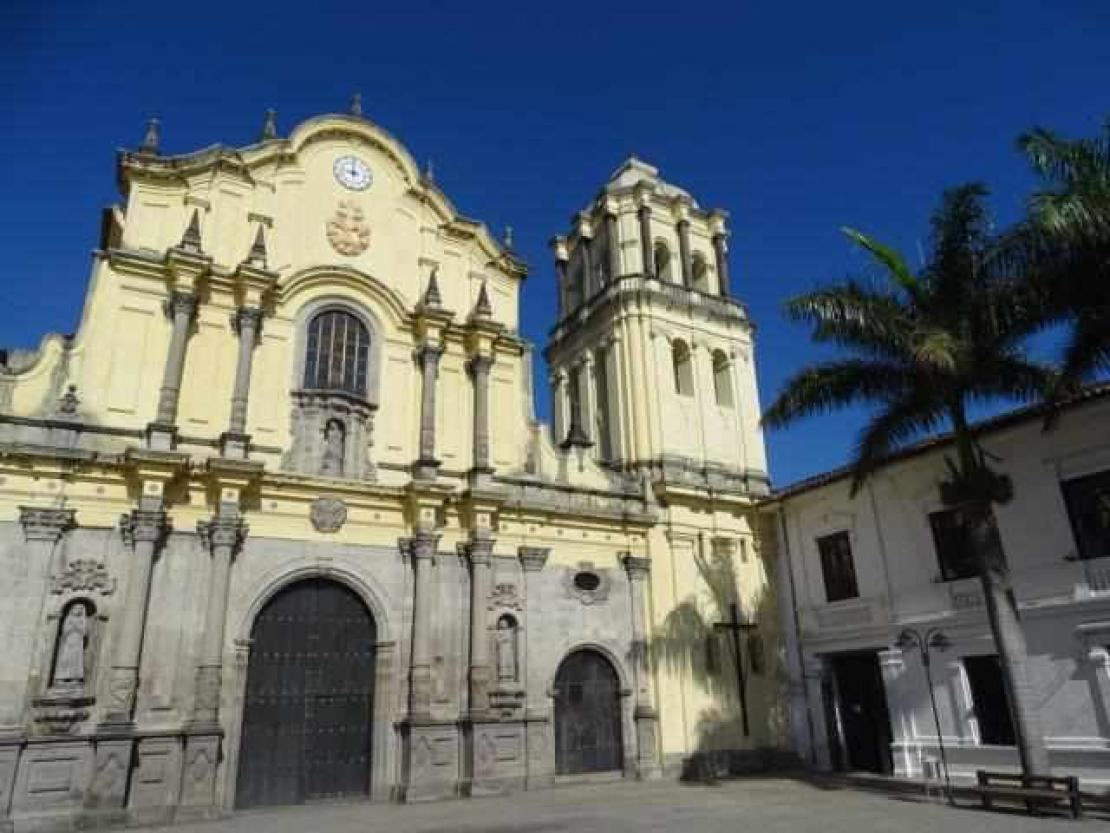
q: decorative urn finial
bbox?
[474,280,493,319]
[350,91,362,116]
[260,108,278,141]
[247,224,268,267]
[423,267,443,309]
[179,209,203,254]
[139,118,161,155]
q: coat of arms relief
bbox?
[326,199,371,256]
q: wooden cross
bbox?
[713,601,758,737]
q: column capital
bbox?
[163,290,198,322]
[575,212,594,239]
[197,516,248,554]
[518,546,550,572]
[460,532,495,567]
[411,527,441,561]
[466,353,495,378]
[415,342,445,366]
[19,506,76,542]
[120,509,170,548]
[620,552,651,577]
[230,306,264,338]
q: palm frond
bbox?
[783,281,912,359]
[841,227,919,297]
[761,360,913,429]
[849,395,947,494]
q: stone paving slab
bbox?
[144,778,1093,833]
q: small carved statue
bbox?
[495,615,518,682]
[53,602,90,687]
[320,418,346,476]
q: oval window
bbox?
[573,571,601,592]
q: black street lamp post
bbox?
[895,627,954,805]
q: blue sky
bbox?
[1,1,1107,486]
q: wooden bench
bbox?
[974,770,1082,818]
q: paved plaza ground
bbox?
[143,777,1097,833]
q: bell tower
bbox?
[544,158,769,495]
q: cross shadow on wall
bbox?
[648,533,792,782]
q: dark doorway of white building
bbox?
[236,578,376,808]
[963,654,1016,745]
[828,652,893,774]
[553,649,623,775]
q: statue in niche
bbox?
[495,615,518,683]
[52,601,91,688]
[320,418,346,476]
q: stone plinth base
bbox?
[469,720,525,796]
[401,720,459,802]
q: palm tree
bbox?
[1017,120,1110,399]
[763,184,1055,777]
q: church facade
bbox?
[0,109,783,830]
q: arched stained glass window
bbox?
[303,309,370,395]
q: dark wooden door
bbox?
[236,579,376,808]
[553,650,623,775]
[831,652,893,774]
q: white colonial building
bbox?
[770,384,1110,785]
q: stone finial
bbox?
[260,108,277,141]
[179,209,203,254]
[473,280,492,319]
[247,223,267,267]
[139,118,160,155]
[422,267,442,309]
[350,91,362,116]
[503,225,514,249]
[423,158,435,183]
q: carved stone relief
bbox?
[50,559,115,595]
[310,497,348,533]
[326,199,371,256]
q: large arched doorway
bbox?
[553,649,623,775]
[236,578,376,808]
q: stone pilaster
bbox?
[414,344,444,481]
[561,362,591,449]
[2,508,76,733]
[577,216,594,298]
[464,531,494,717]
[518,546,551,789]
[102,509,169,727]
[467,354,494,485]
[190,515,247,727]
[621,553,660,778]
[221,306,263,459]
[638,203,654,279]
[604,207,620,282]
[712,231,731,298]
[551,236,570,316]
[408,527,440,719]
[148,291,197,450]
[676,216,693,288]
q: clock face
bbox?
[333,155,372,191]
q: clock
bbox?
[333,155,372,191]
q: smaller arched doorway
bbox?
[553,649,623,775]
[235,578,376,808]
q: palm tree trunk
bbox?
[949,414,1050,776]
[968,508,1051,776]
